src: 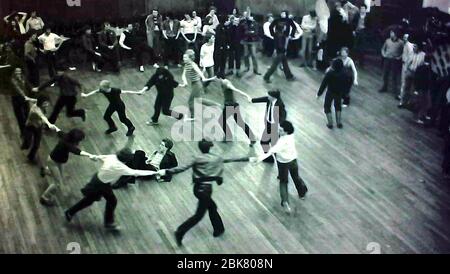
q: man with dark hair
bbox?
[38,27,63,78]
[98,22,120,73]
[65,149,158,231]
[33,71,86,124]
[300,10,318,67]
[251,90,287,162]
[81,26,103,72]
[158,139,250,246]
[256,120,308,214]
[140,66,184,125]
[120,23,155,72]
[145,8,163,64]
[162,13,182,67]
[24,32,39,86]
[379,30,404,94]
[10,67,35,136]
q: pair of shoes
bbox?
[337,123,343,129]
[105,127,118,135]
[299,187,308,200]
[395,95,401,101]
[139,66,144,72]
[282,202,292,214]
[153,63,159,68]
[64,211,73,222]
[126,126,135,137]
[146,121,159,126]
[326,124,333,129]
[40,197,55,207]
[174,231,183,246]
[104,223,121,231]
[342,104,349,108]
[213,229,225,237]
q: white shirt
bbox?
[267,100,276,124]
[268,134,298,163]
[200,43,215,68]
[38,33,61,51]
[407,52,425,72]
[147,151,165,169]
[402,41,415,63]
[26,17,44,32]
[193,16,202,32]
[202,25,215,36]
[180,19,196,34]
[97,155,155,183]
[301,15,317,33]
[263,21,273,38]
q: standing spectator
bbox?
[119,24,154,72]
[192,11,202,34]
[82,26,103,72]
[162,13,181,67]
[262,14,275,57]
[399,34,415,102]
[200,34,216,92]
[352,4,370,67]
[263,24,295,83]
[213,15,230,78]
[98,22,120,73]
[398,44,425,108]
[3,11,27,35]
[300,11,318,68]
[25,11,45,33]
[10,68,35,136]
[240,14,261,75]
[413,56,434,124]
[180,14,199,53]
[24,33,39,86]
[339,47,358,107]
[206,7,220,29]
[38,27,64,78]
[227,16,243,77]
[145,9,163,64]
[379,30,404,95]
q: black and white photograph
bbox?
[0,0,450,259]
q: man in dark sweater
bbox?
[81,80,141,136]
[81,26,103,72]
[158,139,250,246]
[97,22,120,73]
[263,24,295,83]
[33,71,85,124]
[120,23,154,72]
[140,66,184,125]
[213,15,231,78]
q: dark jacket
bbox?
[269,17,297,38]
[251,96,287,124]
[317,69,348,97]
[145,67,179,94]
[240,18,260,43]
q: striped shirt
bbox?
[185,62,201,83]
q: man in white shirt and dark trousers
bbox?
[65,149,157,231]
[38,27,63,78]
[262,14,275,57]
[299,11,318,68]
[256,121,308,214]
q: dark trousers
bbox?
[243,43,258,72]
[163,37,181,65]
[219,103,255,142]
[263,36,275,57]
[264,52,293,80]
[131,43,154,67]
[67,176,117,225]
[26,60,40,86]
[22,125,42,161]
[103,103,134,130]
[100,46,120,72]
[151,91,183,122]
[342,78,353,105]
[227,43,242,71]
[324,91,342,113]
[176,183,224,238]
[214,47,228,78]
[277,159,308,204]
[49,96,85,124]
[381,58,402,93]
[44,51,57,78]
[11,96,29,135]
[86,51,105,68]
[261,121,279,153]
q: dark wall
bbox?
[0,0,213,20]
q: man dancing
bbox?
[81,80,140,136]
[158,139,250,246]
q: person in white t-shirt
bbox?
[300,11,318,67]
[180,14,198,53]
[192,11,202,33]
[254,121,308,214]
[262,14,275,57]
[38,27,63,78]
[200,35,215,92]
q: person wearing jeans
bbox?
[264,25,295,83]
[379,30,404,94]
[256,121,308,214]
[299,11,318,67]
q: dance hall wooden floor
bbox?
[1,55,450,254]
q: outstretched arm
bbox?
[122,90,144,95]
[81,89,99,97]
[223,156,250,163]
[226,81,252,101]
[180,68,188,87]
